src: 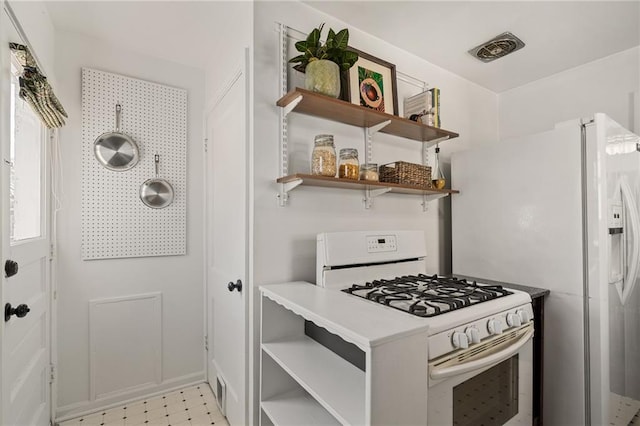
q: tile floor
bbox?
[58,384,229,426]
[610,392,640,426]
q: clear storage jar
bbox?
[311,135,337,177]
[339,148,360,180]
[360,163,379,181]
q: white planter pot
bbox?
[305,60,340,98]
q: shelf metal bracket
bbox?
[277,179,303,206]
[282,95,302,117]
[421,192,450,211]
[422,143,430,211]
[277,22,294,207]
[363,186,392,209]
[362,120,393,208]
[368,120,392,135]
[425,135,449,149]
[364,120,391,164]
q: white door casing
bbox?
[1,6,52,426]
[205,51,250,426]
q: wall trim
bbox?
[55,372,206,422]
[204,67,243,117]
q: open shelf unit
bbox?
[259,282,430,426]
[275,89,460,210]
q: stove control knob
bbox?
[452,331,469,349]
[487,318,504,335]
[517,309,531,324]
[465,326,481,344]
[506,312,522,328]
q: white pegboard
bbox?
[81,68,187,260]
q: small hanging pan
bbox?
[94,104,139,171]
[140,154,174,209]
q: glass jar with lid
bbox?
[360,163,379,181]
[339,148,359,180]
[311,134,337,177]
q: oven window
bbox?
[453,356,519,426]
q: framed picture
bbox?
[344,47,398,115]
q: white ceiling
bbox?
[44,1,246,70]
[305,1,640,92]
[44,1,639,93]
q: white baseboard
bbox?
[55,371,206,422]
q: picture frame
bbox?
[343,47,398,116]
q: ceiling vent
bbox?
[468,32,525,62]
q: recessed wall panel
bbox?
[89,293,162,400]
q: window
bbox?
[9,55,45,242]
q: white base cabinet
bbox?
[259,282,430,426]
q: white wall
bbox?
[6,0,56,82]
[53,30,205,419]
[204,1,252,106]
[251,1,499,423]
[499,47,640,140]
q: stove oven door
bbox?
[427,326,533,426]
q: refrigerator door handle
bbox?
[609,180,625,285]
[616,177,640,305]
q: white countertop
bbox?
[260,281,430,350]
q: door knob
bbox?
[5,303,30,322]
[227,280,242,292]
[4,260,18,278]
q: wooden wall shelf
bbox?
[276,88,459,145]
[277,174,458,198]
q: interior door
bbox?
[1,8,52,426]
[205,51,250,426]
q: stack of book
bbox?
[430,88,440,128]
[403,88,441,128]
[404,90,430,119]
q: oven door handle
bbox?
[430,327,533,380]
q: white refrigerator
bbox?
[451,113,640,426]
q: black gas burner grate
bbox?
[341,274,513,317]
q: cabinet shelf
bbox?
[261,389,340,426]
[276,88,459,145]
[262,336,366,425]
[277,174,459,199]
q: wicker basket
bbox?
[379,161,432,188]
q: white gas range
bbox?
[316,230,534,426]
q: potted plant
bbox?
[289,23,359,98]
